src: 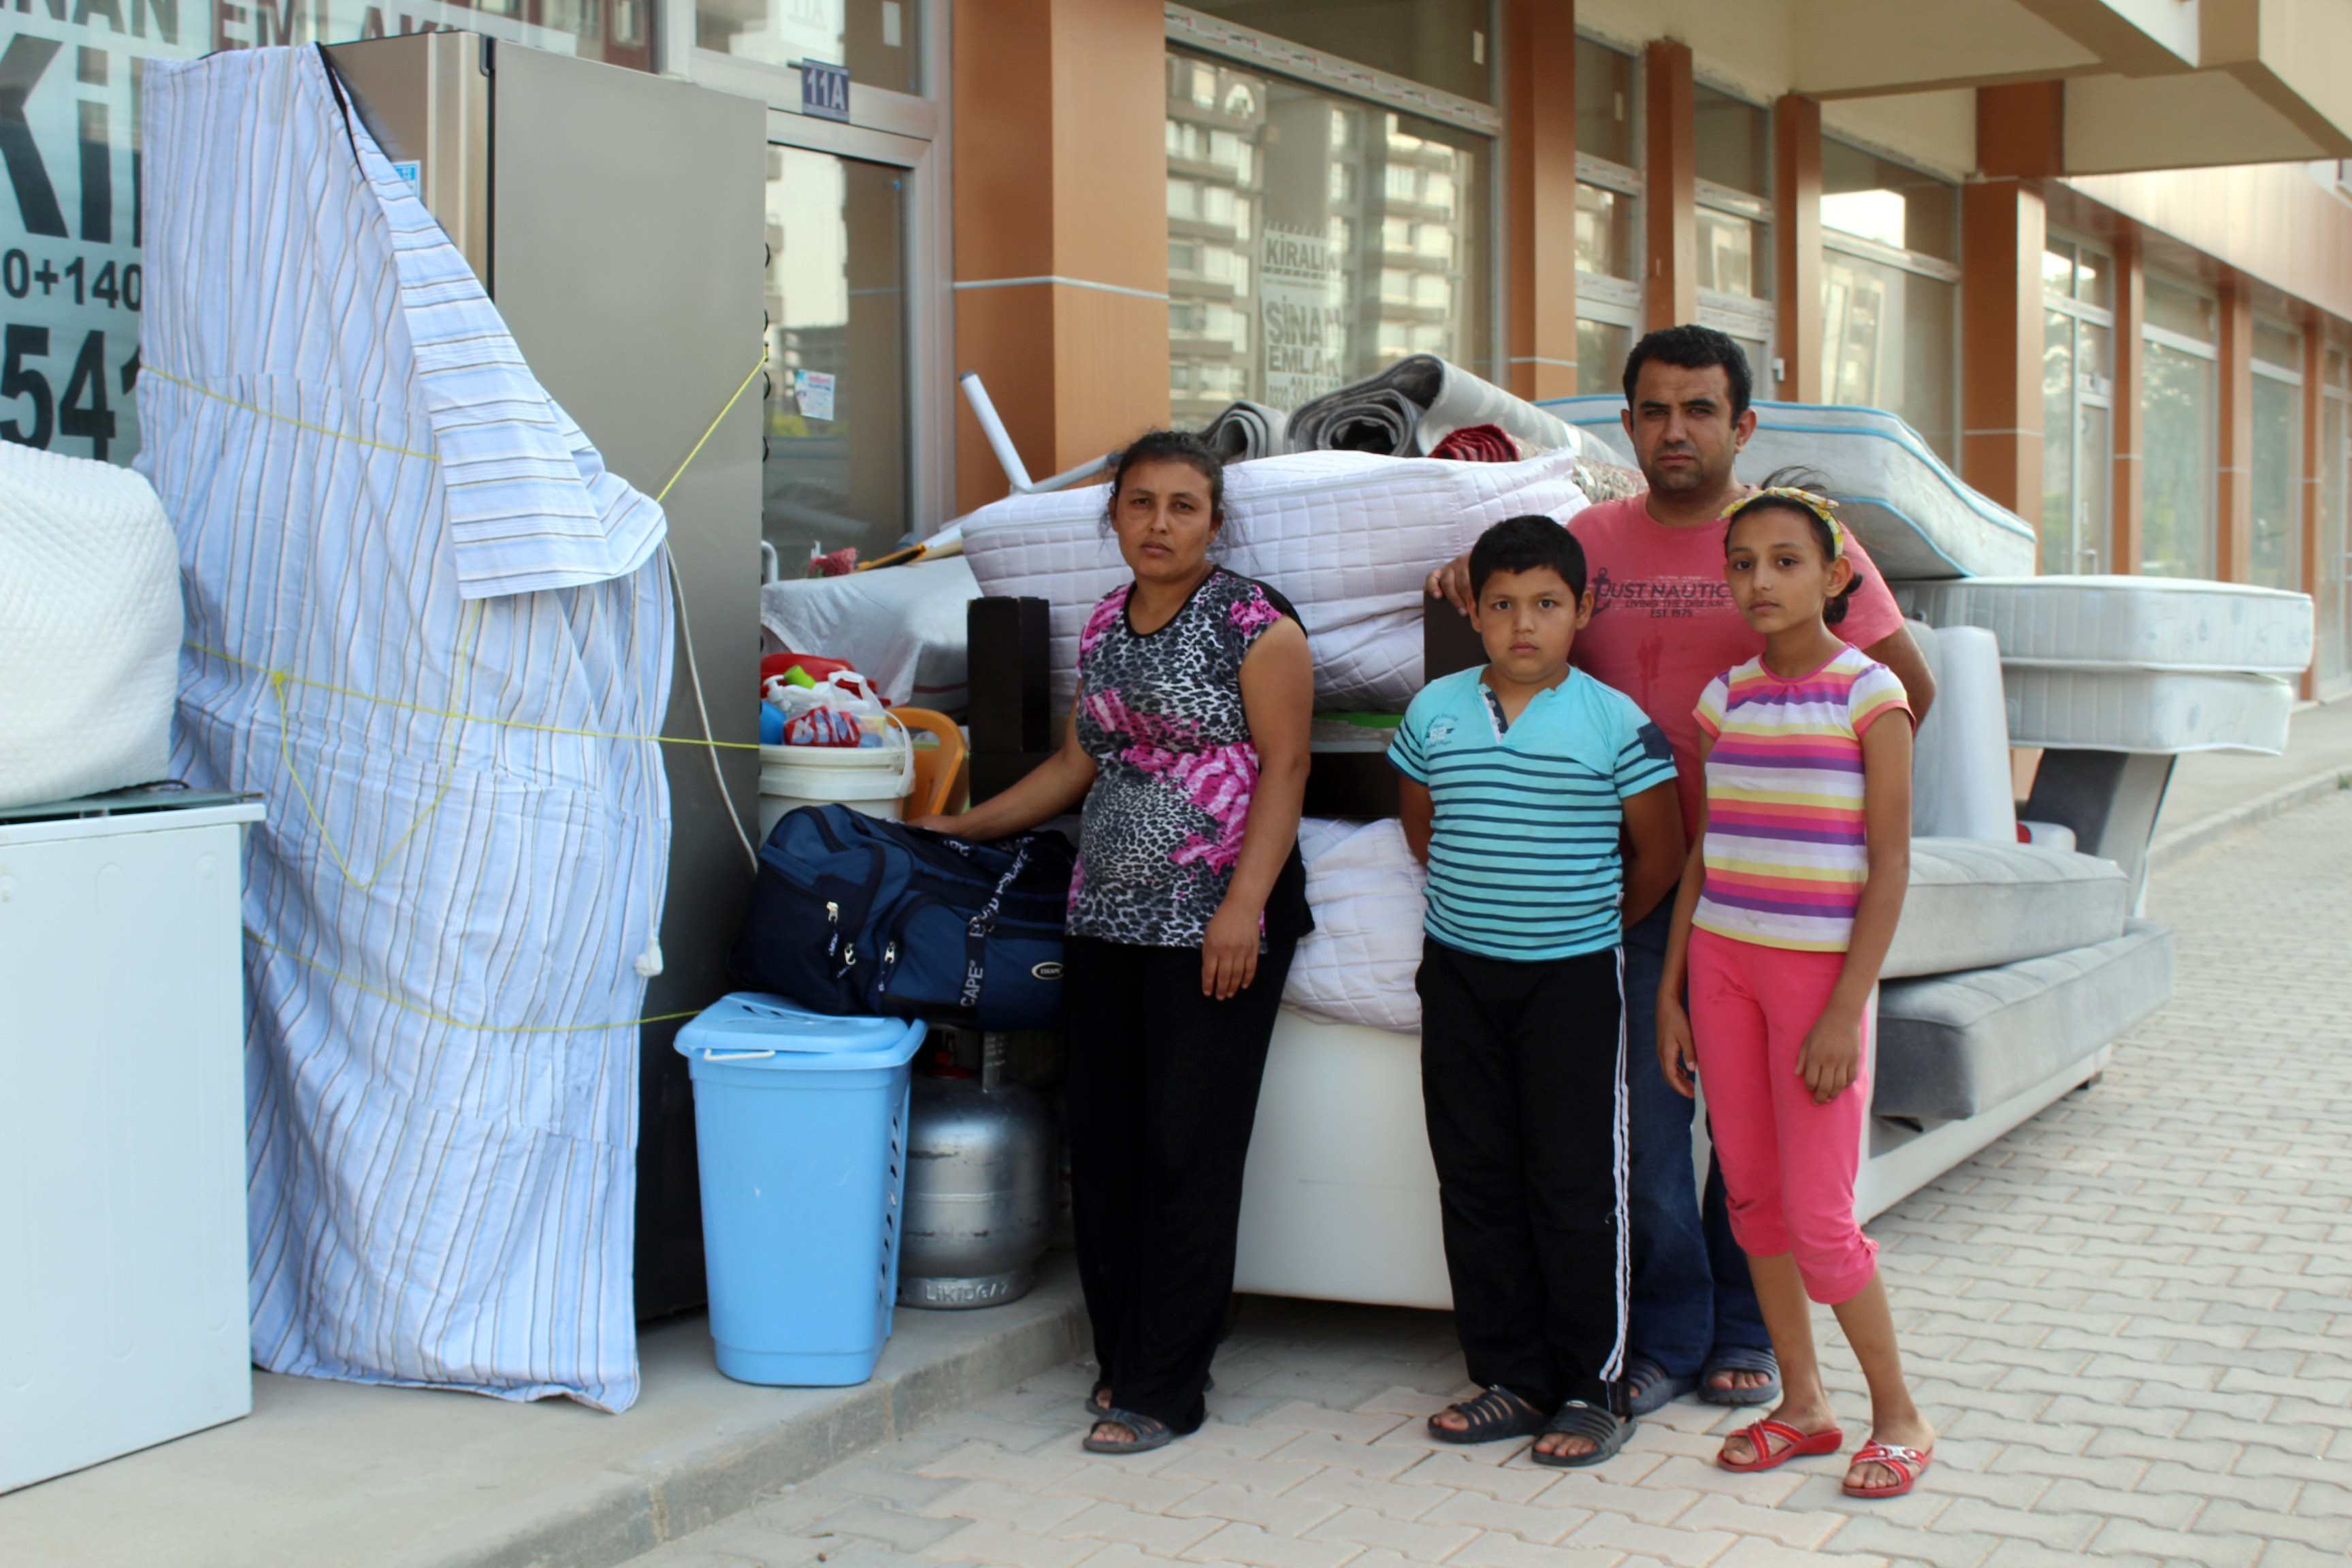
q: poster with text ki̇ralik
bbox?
[1,0,648,468]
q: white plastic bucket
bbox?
[757,728,916,840]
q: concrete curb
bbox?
[465,1275,1088,1568]
[2150,766,2352,870]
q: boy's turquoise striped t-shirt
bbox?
[1388,666,1678,962]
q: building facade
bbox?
[5,0,2349,696]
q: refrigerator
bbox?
[325,33,766,1318]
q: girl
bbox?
[1654,474,1935,1499]
[909,430,1313,1456]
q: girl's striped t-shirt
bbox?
[1692,644,1912,953]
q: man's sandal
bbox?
[1426,1386,1548,1445]
[1843,1440,1932,1498]
[1716,1418,1844,1473]
[1622,1354,1698,1417]
[1698,1345,1782,1407]
[1087,1375,1208,1417]
[1083,1409,1177,1455]
[1529,1399,1632,1469]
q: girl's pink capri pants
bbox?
[1688,926,1879,1305]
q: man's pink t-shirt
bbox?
[1568,495,1906,835]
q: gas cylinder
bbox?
[898,1032,1054,1309]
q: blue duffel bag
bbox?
[730,803,1077,1031]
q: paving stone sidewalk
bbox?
[627,793,2352,1568]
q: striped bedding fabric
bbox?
[137,46,672,1411]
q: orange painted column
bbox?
[1959,180,2046,525]
[2111,230,2146,575]
[1771,95,1822,403]
[1505,0,1578,402]
[951,0,1171,516]
[2302,316,2325,698]
[2217,280,2255,582]
[1643,39,1696,333]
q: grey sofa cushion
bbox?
[1883,838,2129,979]
[1875,921,2172,1121]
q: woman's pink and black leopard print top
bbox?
[1066,567,1312,950]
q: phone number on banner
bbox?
[0,246,142,464]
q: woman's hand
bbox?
[1657,992,1698,1098]
[904,813,958,836]
[1797,1004,1865,1105]
[1200,898,1264,1000]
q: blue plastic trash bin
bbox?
[676,994,928,1385]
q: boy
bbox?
[1390,515,1686,1467]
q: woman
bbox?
[911,429,1312,1454]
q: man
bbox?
[1426,325,1936,1414]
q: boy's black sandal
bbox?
[1427,1386,1548,1445]
[1083,1409,1177,1455]
[1529,1399,1633,1469]
[1623,1353,1697,1416]
[1699,1345,1782,1407]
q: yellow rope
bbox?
[245,930,702,1034]
[656,356,768,503]
[189,640,768,751]
[141,365,439,461]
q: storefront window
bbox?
[1574,39,1641,403]
[1695,85,1767,199]
[2042,235,2117,572]
[1180,0,1493,103]
[1576,40,1636,165]
[1820,252,1957,462]
[1820,141,1959,263]
[1819,140,1955,458]
[762,144,909,568]
[1577,184,1636,280]
[2141,341,2216,578]
[698,0,919,93]
[1695,208,1761,297]
[2321,346,2349,690]
[2251,322,2303,591]
[1578,318,1631,397]
[1164,50,1490,425]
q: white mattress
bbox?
[1897,575,2314,674]
[1284,817,1424,1033]
[759,555,979,711]
[1538,395,2038,581]
[0,442,182,809]
[2003,666,2293,754]
[958,448,1589,710]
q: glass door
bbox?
[762,143,910,572]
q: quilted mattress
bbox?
[1537,395,2038,580]
[957,448,1590,710]
[0,441,182,809]
[1897,574,2314,674]
[2002,666,2294,754]
[1284,817,1424,1033]
[1876,921,2173,1121]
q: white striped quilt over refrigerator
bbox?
[135,46,672,1411]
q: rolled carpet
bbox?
[1288,355,1580,457]
[1196,400,1290,462]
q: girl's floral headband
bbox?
[1722,485,1846,560]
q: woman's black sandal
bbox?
[1426,1386,1549,1445]
[1530,1399,1633,1469]
[1086,1375,1207,1417]
[1083,1409,1178,1455]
